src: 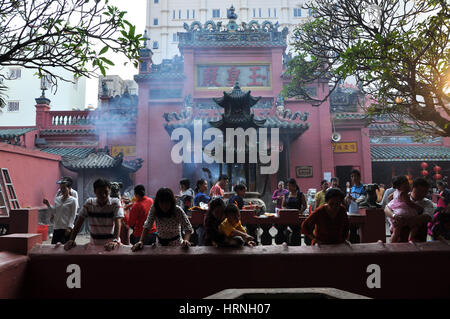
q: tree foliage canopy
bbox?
[284,0,450,137]
[0,0,145,107]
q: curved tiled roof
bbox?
[333,113,367,120]
[371,146,450,162]
[0,128,36,138]
[164,115,309,132]
[39,147,96,158]
[62,152,120,169]
[40,129,97,136]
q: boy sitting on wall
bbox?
[219,204,256,247]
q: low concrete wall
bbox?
[24,241,450,299]
[0,252,29,298]
[0,208,40,235]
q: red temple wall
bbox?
[0,143,61,208]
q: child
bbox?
[388,175,424,242]
[219,204,255,247]
[228,183,246,210]
[64,178,124,251]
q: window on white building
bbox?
[153,41,159,49]
[173,10,175,19]
[274,8,277,17]
[179,10,181,19]
[187,10,189,19]
[253,8,256,17]
[8,68,21,80]
[7,101,19,112]
[154,0,158,3]
[294,8,302,17]
[193,10,195,19]
[212,9,220,18]
[153,18,158,25]
[173,33,178,42]
[259,8,262,17]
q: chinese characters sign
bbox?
[111,146,136,157]
[332,142,357,153]
[196,64,271,89]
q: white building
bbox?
[146,0,312,63]
[98,75,139,97]
[0,67,86,126]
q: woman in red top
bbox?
[301,188,349,245]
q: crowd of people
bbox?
[42,169,450,251]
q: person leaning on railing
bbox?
[301,188,350,245]
[131,187,193,250]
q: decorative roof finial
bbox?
[143,29,149,48]
[227,5,238,20]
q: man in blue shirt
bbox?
[345,169,366,243]
[345,169,366,214]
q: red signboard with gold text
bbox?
[196,63,272,89]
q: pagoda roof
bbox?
[213,84,261,108]
[209,83,265,130]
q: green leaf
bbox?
[99,46,109,55]
[99,64,106,77]
[100,57,114,66]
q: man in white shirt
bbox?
[43,180,78,244]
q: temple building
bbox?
[0,10,449,208]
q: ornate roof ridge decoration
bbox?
[101,89,139,109]
[178,7,288,49]
[141,55,185,80]
[209,82,265,130]
[275,93,310,122]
